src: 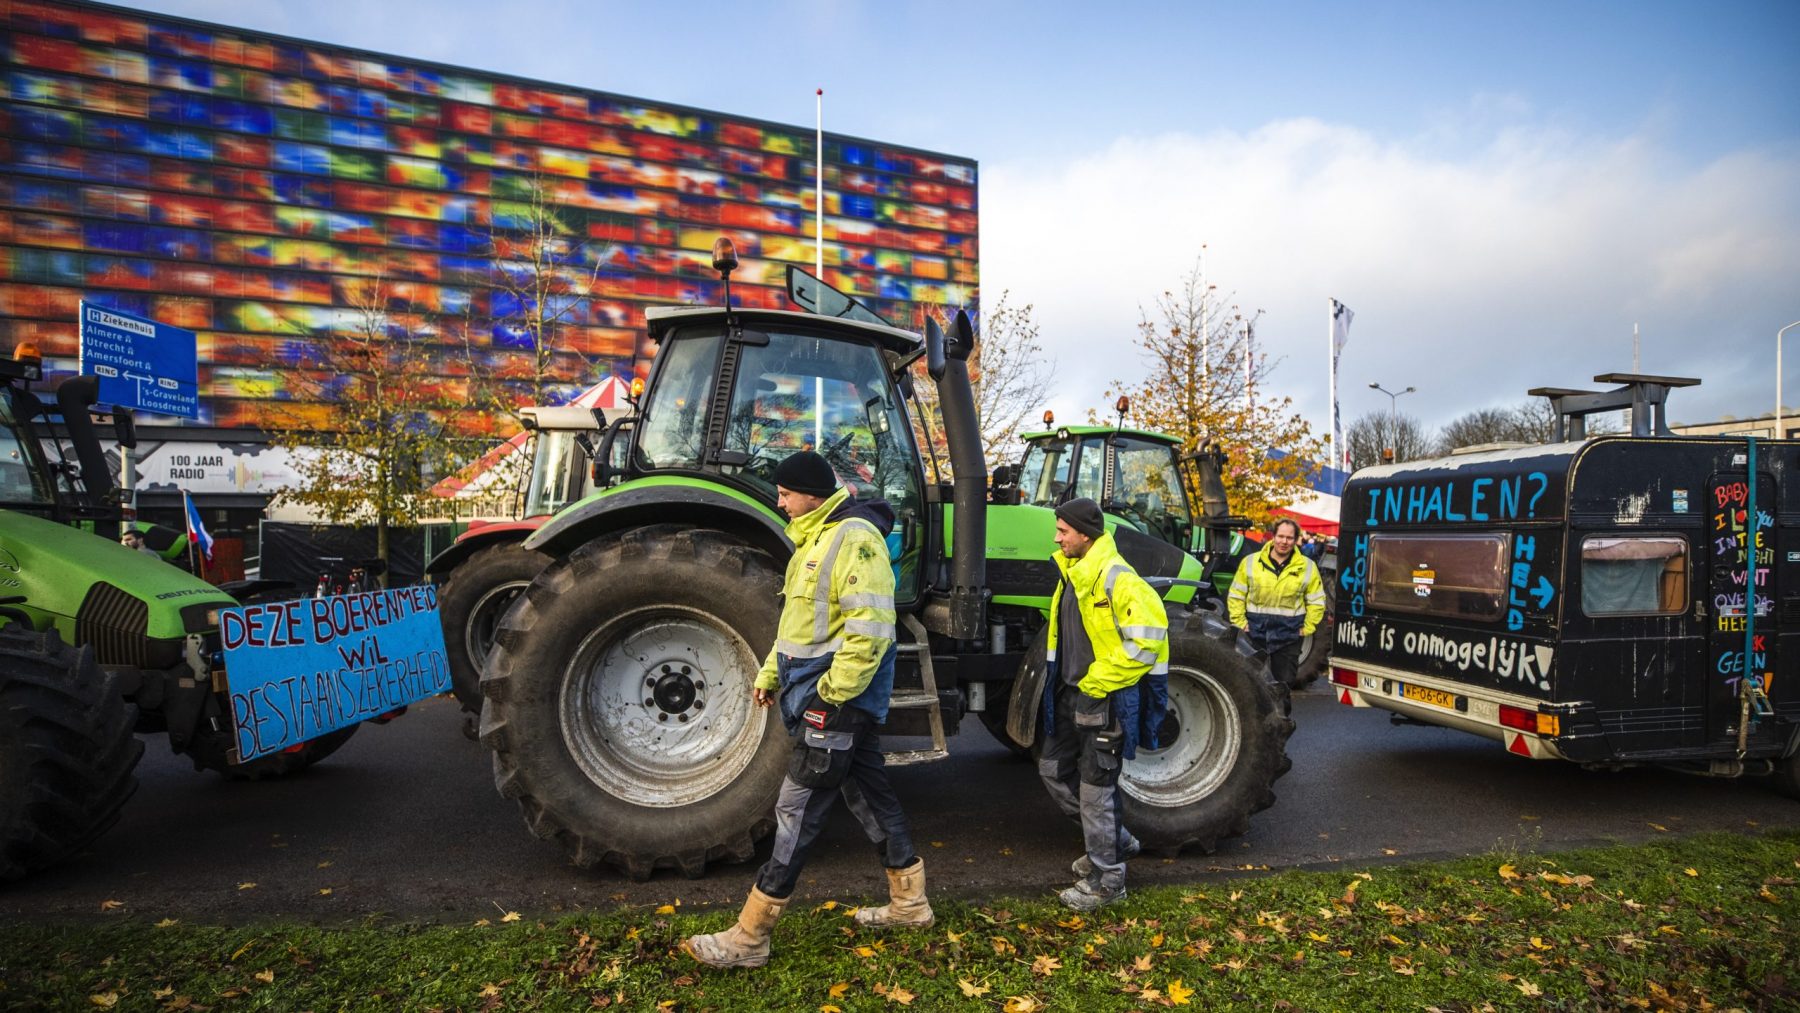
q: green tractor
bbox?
[427,403,607,718]
[995,422,1337,689]
[0,348,355,880]
[476,244,1294,878]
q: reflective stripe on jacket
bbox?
[1043,530,1170,759]
[1227,542,1326,649]
[754,487,898,728]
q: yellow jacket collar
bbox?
[1053,530,1118,585]
[786,485,852,544]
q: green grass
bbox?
[4,831,1797,1012]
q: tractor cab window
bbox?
[1108,436,1192,544]
[0,390,54,507]
[635,333,722,471]
[1018,437,1076,506]
[721,330,924,599]
[721,332,921,506]
[523,429,583,517]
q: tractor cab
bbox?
[1010,422,1197,548]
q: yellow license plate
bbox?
[1401,683,1458,710]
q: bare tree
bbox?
[257,277,475,576]
[967,292,1053,465]
[479,176,612,419]
[1346,410,1434,471]
[1436,397,1618,453]
[902,294,1053,471]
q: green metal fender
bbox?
[522,475,791,562]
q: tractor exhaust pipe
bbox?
[927,311,987,640]
[56,376,115,510]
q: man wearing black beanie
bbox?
[1037,497,1170,912]
[686,449,931,968]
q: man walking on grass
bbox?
[1038,497,1169,912]
[683,451,932,969]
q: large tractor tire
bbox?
[437,541,550,714]
[1120,623,1293,855]
[481,524,787,880]
[188,723,360,780]
[0,624,142,881]
[1290,577,1337,689]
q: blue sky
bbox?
[128,0,1800,436]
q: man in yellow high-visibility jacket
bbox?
[684,451,930,969]
[1228,518,1326,686]
[1039,497,1169,912]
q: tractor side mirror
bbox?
[925,317,947,381]
[112,409,137,450]
[989,463,1021,504]
[591,417,633,487]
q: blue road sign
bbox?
[77,301,198,419]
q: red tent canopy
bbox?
[1273,489,1340,537]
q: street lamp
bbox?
[1779,320,1800,440]
[1368,382,1416,462]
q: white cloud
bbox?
[980,119,1800,437]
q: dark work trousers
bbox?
[754,710,917,899]
[1037,681,1134,892]
[1265,640,1302,686]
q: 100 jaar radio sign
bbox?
[219,586,450,762]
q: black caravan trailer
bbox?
[1328,373,1798,794]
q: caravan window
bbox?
[1368,534,1509,620]
[1580,536,1687,616]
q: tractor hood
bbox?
[0,510,234,665]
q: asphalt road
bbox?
[7,684,1797,923]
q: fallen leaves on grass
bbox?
[957,978,990,997]
[1030,954,1061,976]
[86,994,118,1009]
[1002,996,1042,1013]
[828,982,849,999]
[500,911,522,923]
[1167,979,1194,1004]
[871,982,915,1005]
[252,969,274,984]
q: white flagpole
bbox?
[814,88,825,448]
[815,87,824,280]
[1328,298,1337,473]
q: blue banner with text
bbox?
[220,586,449,762]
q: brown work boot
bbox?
[681,886,787,969]
[854,858,934,929]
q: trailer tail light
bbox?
[1499,705,1559,736]
[1330,666,1358,687]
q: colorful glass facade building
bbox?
[0,0,980,430]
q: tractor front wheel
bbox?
[480,525,787,880]
[1120,624,1293,855]
[0,624,142,880]
[437,541,550,714]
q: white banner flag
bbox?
[1330,298,1354,366]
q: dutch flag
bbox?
[183,491,214,563]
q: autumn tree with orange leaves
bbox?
[1102,258,1326,528]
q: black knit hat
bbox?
[1055,497,1105,538]
[772,450,839,496]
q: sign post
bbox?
[77,301,199,420]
